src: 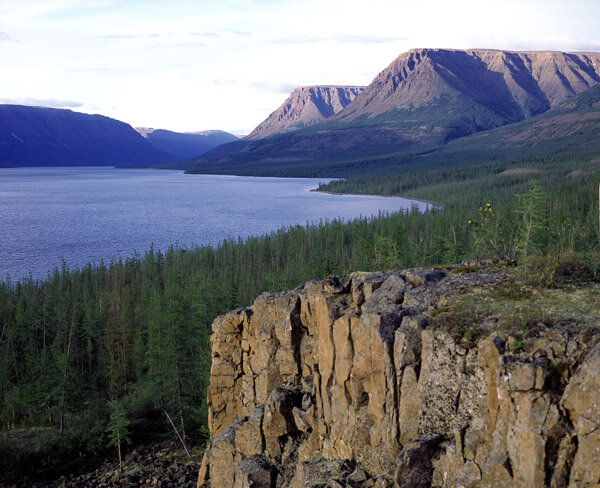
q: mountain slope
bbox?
[184,49,600,175]
[0,105,174,167]
[136,128,238,159]
[338,49,600,124]
[431,81,600,163]
[245,85,365,140]
[322,82,600,185]
[186,80,600,178]
[330,48,600,145]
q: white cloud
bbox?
[1,0,599,133]
[0,32,16,41]
[271,33,409,45]
[0,97,83,108]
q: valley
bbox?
[183,49,600,182]
[1,45,600,487]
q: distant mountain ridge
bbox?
[246,85,365,140]
[135,127,238,159]
[5,49,600,170]
[334,48,600,133]
[0,105,174,167]
[185,48,600,174]
[185,81,600,178]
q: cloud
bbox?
[158,30,251,47]
[573,42,600,52]
[225,29,252,37]
[272,33,408,45]
[0,31,16,41]
[536,38,600,52]
[100,34,136,39]
[100,33,162,40]
[216,79,301,97]
[190,31,220,38]
[210,78,297,94]
[334,34,409,44]
[170,41,208,48]
[248,81,298,94]
[0,97,83,108]
[61,65,142,75]
[460,33,600,53]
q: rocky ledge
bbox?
[198,266,600,488]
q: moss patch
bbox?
[429,265,600,348]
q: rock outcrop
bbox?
[199,267,600,487]
[246,86,365,140]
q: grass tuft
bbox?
[428,258,600,349]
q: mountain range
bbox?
[2,48,599,171]
[188,48,600,176]
[135,128,238,159]
[0,105,174,167]
[0,105,237,167]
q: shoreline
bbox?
[311,187,441,207]
[1,167,421,282]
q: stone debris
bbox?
[14,441,200,488]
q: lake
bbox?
[0,167,430,281]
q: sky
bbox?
[1,0,599,135]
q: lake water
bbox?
[0,167,429,281]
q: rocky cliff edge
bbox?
[198,266,600,488]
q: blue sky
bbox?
[1,0,599,134]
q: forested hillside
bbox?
[2,55,600,484]
[1,144,599,482]
[185,83,600,178]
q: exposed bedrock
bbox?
[198,267,600,488]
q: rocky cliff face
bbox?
[246,86,365,140]
[199,267,600,488]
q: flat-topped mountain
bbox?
[245,85,365,140]
[186,49,600,176]
[135,128,238,159]
[334,48,600,140]
[0,105,174,167]
[188,81,600,178]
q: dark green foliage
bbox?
[515,181,548,263]
[1,92,600,480]
[2,168,598,457]
[0,206,473,474]
[106,400,130,469]
[524,252,600,288]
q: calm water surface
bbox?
[0,167,429,281]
